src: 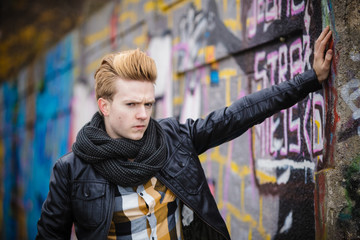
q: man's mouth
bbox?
[134,125,146,130]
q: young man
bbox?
[36,27,333,240]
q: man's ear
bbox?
[98,98,110,116]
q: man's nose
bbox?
[136,106,148,119]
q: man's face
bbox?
[100,78,155,140]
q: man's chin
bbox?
[128,133,145,141]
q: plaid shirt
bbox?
[108,177,183,240]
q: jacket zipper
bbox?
[156,174,229,240]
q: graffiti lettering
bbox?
[254,36,324,159]
[247,0,305,38]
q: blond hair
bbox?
[94,49,157,101]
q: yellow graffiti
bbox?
[86,57,102,75]
[198,134,277,239]
[173,96,184,105]
[194,0,201,9]
[144,1,155,12]
[237,0,243,31]
[238,75,242,94]
[119,12,137,24]
[257,83,262,91]
[84,27,110,46]
[205,75,211,86]
[227,202,257,226]
[204,45,216,63]
[226,213,232,235]
[173,36,180,45]
[173,74,185,106]
[134,25,147,47]
[248,227,253,239]
[211,147,226,207]
[223,0,228,12]
[145,0,187,13]
[257,171,277,184]
[123,0,140,6]
[220,68,237,106]
[219,69,237,79]
[246,17,254,28]
[226,78,231,106]
[315,119,321,164]
[224,19,240,32]
[241,178,245,211]
[258,196,271,239]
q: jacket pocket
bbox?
[71,181,106,228]
[165,147,204,194]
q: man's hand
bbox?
[313,26,333,83]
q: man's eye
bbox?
[145,103,153,108]
[127,103,135,106]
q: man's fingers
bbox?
[315,30,332,63]
[318,26,330,40]
[317,31,332,55]
[320,31,332,52]
[323,49,333,68]
[315,26,330,51]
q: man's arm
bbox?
[183,27,333,154]
[36,159,73,239]
[184,70,320,154]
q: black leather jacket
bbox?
[36,70,321,240]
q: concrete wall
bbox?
[0,0,359,239]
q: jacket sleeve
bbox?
[36,158,73,239]
[182,69,322,154]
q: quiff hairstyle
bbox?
[94,49,157,103]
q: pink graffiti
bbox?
[279,44,288,83]
[265,0,279,22]
[280,109,288,156]
[254,51,267,84]
[247,0,305,39]
[290,0,305,16]
[302,35,312,71]
[289,103,301,153]
[252,36,325,160]
[312,93,324,154]
[290,38,303,79]
[303,98,312,157]
[267,51,278,85]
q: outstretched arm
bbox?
[313,26,333,83]
[185,27,333,154]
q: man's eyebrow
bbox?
[123,99,155,103]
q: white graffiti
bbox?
[279,211,293,233]
[341,78,360,120]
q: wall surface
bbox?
[0,0,359,239]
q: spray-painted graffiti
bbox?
[0,34,75,239]
[339,78,360,141]
[0,0,348,239]
[173,0,333,239]
[250,37,323,240]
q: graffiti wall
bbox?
[0,33,77,239]
[171,0,332,238]
[0,0,359,239]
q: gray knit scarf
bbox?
[72,112,167,187]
